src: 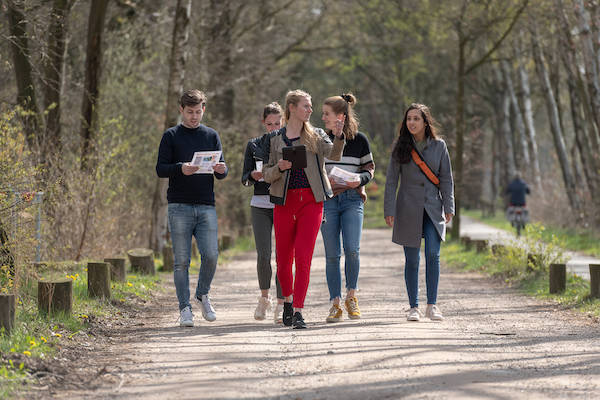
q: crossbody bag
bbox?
[410,149,440,187]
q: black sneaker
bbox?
[283,302,293,326]
[292,311,306,329]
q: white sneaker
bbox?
[179,306,194,327]
[254,296,271,320]
[406,307,422,322]
[197,294,216,322]
[425,304,444,321]
[273,303,283,324]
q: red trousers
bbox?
[274,188,323,308]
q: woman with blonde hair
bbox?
[320,93,375,323]
[263,89,345,329]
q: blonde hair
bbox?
[283,89,319,153]
[323,93,359,140]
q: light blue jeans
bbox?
[321,189,364,301]
[403,212,441,308]
[168,203,219,311]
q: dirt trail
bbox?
[45,227,599,400]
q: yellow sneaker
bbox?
[326,304,343,323]
[344,296,361,319]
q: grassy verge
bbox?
[462,208,600,257]
[442,240,600,318]
[0,260,163,398]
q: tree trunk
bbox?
[494,65,517,182]
[104,257,126,282]
[575,0,600,144]
[127,248,155,275]
[6,0,41,151]
[515,33,542,190]
[162,244,174,272]
[38,279,72,315]
[0,294,15,335]
[87,262,111,299]
[564,56,598,196]
[149,0,192,252]
[549,263,566,294]
[451,38,465,240]
[42,0,72,160]
[531,27,582,215]
[501,60,529,169]
[590,264,600,298]
[80,0,109,171]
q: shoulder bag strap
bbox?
[411,149,440,187]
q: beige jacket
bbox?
[263,127,345,205]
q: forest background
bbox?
[1,0,599,274]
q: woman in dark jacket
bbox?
[241,102,284,323]
[383,103,454,322]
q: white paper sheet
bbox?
[190,151,222,174]
[329,166,361,183]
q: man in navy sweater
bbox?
[156,89,228,327]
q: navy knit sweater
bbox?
[156,124,228,205]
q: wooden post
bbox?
[460,236,472,251]
[549,263,566,294]
[590,264,600,298]
[0,294,15,334]
[38,278,72,315]
[87,262,111,299]
[491,244,506,256]
[219,234,234,251]
[473,239,489,253]
[162,244,174,272]
[32,261,49,270]
[104,257,126,282]
[191,242,199,260]
[127,248,155,275]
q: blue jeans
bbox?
[168,203,219,311]
[321,189,364,301]
[403,212,441,308]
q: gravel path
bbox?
[50,227,600,400]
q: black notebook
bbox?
[282,145,307,170]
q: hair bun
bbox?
[341,93,356,106]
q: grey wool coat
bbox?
[383,137,455,248]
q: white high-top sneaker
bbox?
[254,296,271,320]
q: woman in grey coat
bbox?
[383,103,454,322]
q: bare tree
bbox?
[501,60,529,170]
[574,0,600,143]
[514,32,542,190]
[530,24,583,216]
[6,0,41,151]
[80,0,109,171]
[149,0,192,252]
[41,0,73,160]
[450,0,529,239]
[557,0,600,200]
[494,64,517,181]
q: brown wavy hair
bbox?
[323,93,359,140]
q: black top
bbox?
[156,124,227,205]
[241,132,276,196]
[325,131,374,186]
[505,178,530,206]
